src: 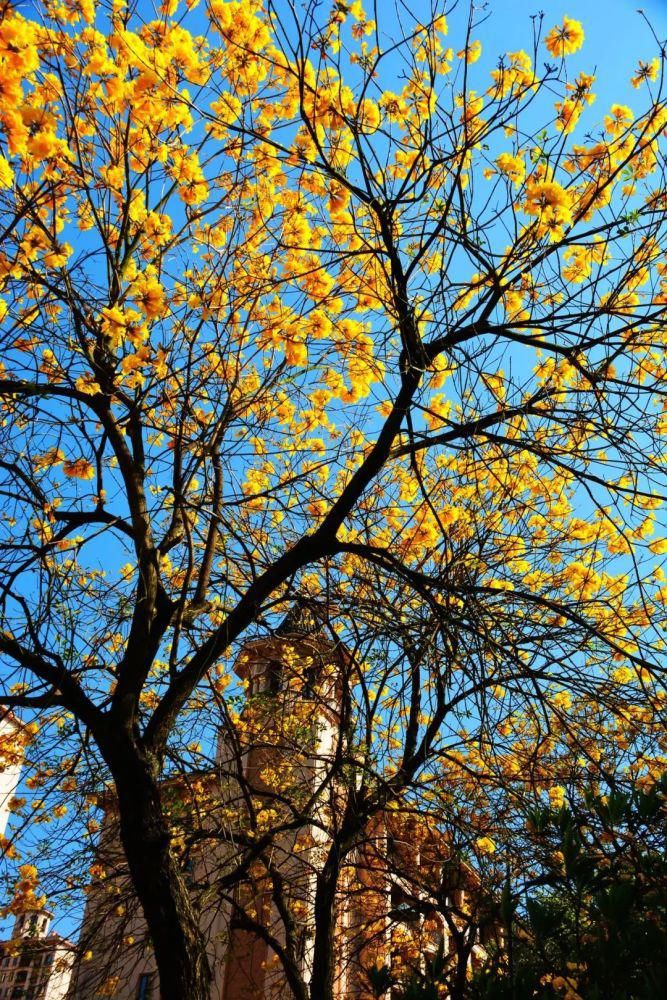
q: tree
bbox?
[2,1,667,997]
[468,772,667,1000]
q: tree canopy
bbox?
[2,1,667,997]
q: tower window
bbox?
[303,663,319,699]
[267,661,282,695]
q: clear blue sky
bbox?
[466,0,667,104]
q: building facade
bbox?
[0,908,75,1000]
[69,613,500,999]
[0,713,28,843]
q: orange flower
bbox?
[545,16,584,58]
[63,458,95,480]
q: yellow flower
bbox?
[545,16,584,58]
[552,690,572,711]
[490,49,534,97]
[604,104,633,137]
[100,306,147,349]
[132,272,167,319]
[549,785,566,808]
[476,836,496,854]
[33,448,65,472]
[357,98,380,132]
[379,90,408,121]
[42,244,72,269]
[0,155,14,189]
[63,458,95,480]
[457,39,482,64]
[631,57,660,89]
[555,98,582,134]
[612,666,635,684]
[524,177,574,238]
[496,151,526,186]
[74,374,101,395]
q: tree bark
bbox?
[102,733,212,1000]
[308,845,341,1000]
[450,940,472,1000]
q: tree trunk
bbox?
[308,847,340,1000]
[450,941,471,1000]
[103,734,212,1000]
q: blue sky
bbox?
[476,0,667,94]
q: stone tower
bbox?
[218,602,345,1000]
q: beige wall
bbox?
[0,714,25,840]
[43,944,74,1000]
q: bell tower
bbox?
[11,907,53,940]
[219,602,346,1000]
[216,601,343,780]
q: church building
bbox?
[68,608,499,999]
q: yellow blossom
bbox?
[545,16,585,58]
